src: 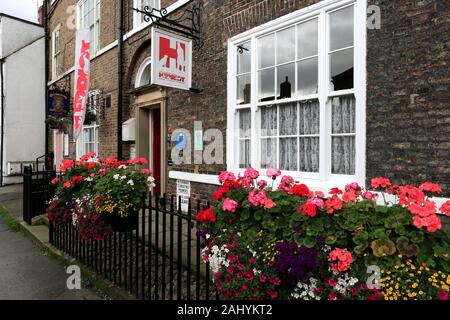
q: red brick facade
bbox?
[47,0,450,208]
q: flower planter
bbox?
[102,211,138,232]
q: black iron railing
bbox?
[49,193,218,300]
[23,166,56,225]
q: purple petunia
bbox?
[274,242,317,286]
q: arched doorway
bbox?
[133,57,167,195]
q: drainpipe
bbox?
[44,0,49,169]
[117,0,124,160]
[0,58,4,186]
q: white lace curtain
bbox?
[259,100,320,172]
[331,95,356,175]
[244,95,355,175]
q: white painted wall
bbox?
[0,16,45,184]
[0,16,44,58]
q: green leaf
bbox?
[303,236,316,248]
[375,206,388,214]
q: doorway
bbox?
[149,108,161,194]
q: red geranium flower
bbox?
[419,182,442,194]
[290,184,312,197]
[440,200,450,216]
[196,208,216,224]
[325,196,343,214]
[371,177,391,189]
[298,202,317,217]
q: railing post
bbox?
[23,166,33,225]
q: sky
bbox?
[0,0,43,23]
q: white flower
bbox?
[120,175,127,180]
[118,165,127,169]
[127,179,135,186]
[85,177,93,182]
[113,174,120,180]
[147,176,156,188]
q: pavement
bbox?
[0,184,23,221]
[0,184,100,300]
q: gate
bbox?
[23,166,56,225]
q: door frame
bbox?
[134,87,167,195]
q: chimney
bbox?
[38,5,45,26]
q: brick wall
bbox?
[366,0,450,197]
[47,0,450,202]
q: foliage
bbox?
[198,168,450,300]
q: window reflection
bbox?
[259,68,275,102]
[277,27,295,64]
[298,19,318,59]
[297,57,318,95]
[277,64,294,99]
[330,6,354,51]
[330,48,354,91]
[237,42,251,104]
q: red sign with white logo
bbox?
[151,28,192,90]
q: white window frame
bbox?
[77,0,101,55]
[133,0,161,30]
[51,25,61,79]
[76,124,100,159]
[227,0,366,189]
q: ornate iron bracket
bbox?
[133,1,203,48]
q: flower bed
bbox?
[47,153,155,240]
[198,168,450,300]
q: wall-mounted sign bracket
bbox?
[133,0,203,49]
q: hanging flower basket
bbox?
[47,153,154,240]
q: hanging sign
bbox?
[151,28,192,91]
[73,29,91,140]
[48,90,69,117]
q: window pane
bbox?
[237,42,251,74]
[277,26,295,64]
[332,136,355,175]
[260,106,277,137]
[239,140,251,169]
[299,100,320,135]
[330,6,354,51]
[297,57,318,96]
[298,18,318,59]
[260,138,277,169]
[299,137,319,172]
[258,68,275,102]
[330,48,354,91]
[277,63,295,99]
[237,74,251,104]
[280,138,298,171]
[332,95,355,134]
[258,33,275,68]
[279,104,297,136]
[239,109,251,138]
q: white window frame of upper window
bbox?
[133,0,161,30]
[51,25,61,80]
[76,124,100,160]
[76,0,101,55]
[227,0,367,188]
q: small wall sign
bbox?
[176,179,191,212]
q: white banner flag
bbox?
[73,29,91,140]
